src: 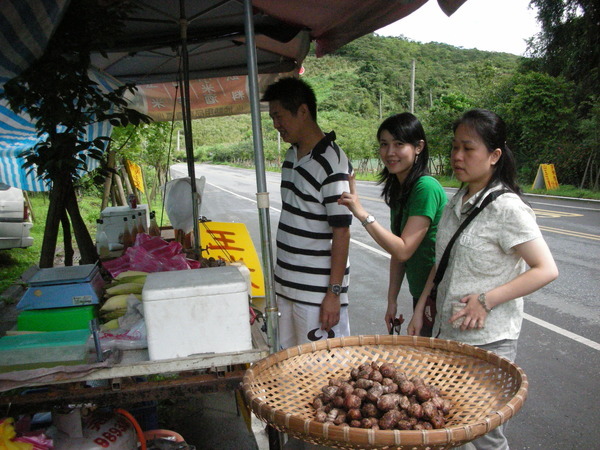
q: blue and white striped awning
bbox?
[0,68,117,191]
[0,0,70,87]
[0,0,115,192]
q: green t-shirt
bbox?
[390,176,447,299]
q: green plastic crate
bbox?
[17,305,97,332]
[0,329,91,373]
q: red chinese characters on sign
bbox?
[201,222,265,298]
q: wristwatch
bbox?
[478,293,492,313]
[361,214,376,227]
[328,283,342,295]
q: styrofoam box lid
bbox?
[101,204,148,217]
[142,266,247,301]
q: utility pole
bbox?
[379,90,383,119]
[410,59,416,114]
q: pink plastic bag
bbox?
[102,233,196,277]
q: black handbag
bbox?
[422,189,508,332]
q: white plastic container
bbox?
[142,266,252,360]
[100,205,149,245]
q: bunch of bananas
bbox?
[100,271,148,330]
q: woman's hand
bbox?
[385,303,398,333]
[407,313,423,336]
[449,294,487,330]
[338,173,367,219]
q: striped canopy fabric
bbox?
[0,0,113,191]
[0,0,469,191]
[0,66,116,191]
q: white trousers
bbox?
[276,297,351,350]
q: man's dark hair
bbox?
[261,77,318,121]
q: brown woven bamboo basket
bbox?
[242,335,528,449]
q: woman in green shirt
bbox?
[338,113,447,336]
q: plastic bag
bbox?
[91,297,147,351]
[163,177,206,234]
[102,234,201,278]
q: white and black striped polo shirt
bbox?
[275,132,353,306]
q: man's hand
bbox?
[320,292,341,331]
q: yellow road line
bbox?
[533,208,583,218]
[357,195,598,240]
[539,226,600,240]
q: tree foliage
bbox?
[489,71,577,181]
[0,0,150,267]
[186,30,596,190]
[525,0,599,186]
[423,92,474,174]
[527,0,599,108]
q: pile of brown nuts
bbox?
[312,361,452,430]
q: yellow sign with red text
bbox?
[200,222,265,298]
[124,159,145,192]
[532,164,559,190]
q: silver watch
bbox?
[361,215,375,227]
[478,293,492,313]
[328,283,342,295]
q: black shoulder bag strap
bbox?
[430,189,509,297]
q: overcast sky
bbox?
[376,0,541,56]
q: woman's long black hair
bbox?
[377,113,429,225]
[453,109,523,197]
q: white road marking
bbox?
[349,237,390,258]
[523,313,600,351]
[208,182,258,203]
[207,179,600,352]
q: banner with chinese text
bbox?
[128,74,286,121]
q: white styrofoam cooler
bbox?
[142,266,252,361]
[100,205,149,245]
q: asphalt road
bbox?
[171,163,600,449]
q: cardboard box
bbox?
[142,266,251,360]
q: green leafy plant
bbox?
[1,0,151,268]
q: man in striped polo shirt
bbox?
[262,77,353,349]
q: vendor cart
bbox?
[0,320,269,413]
[0,1,480,448]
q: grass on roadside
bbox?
[0,191,169,300]
[0,194,48,299]
[345,170,599,199]
[1,165,597,300]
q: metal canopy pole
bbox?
[179,0,200,257]
[243,0,279,354]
